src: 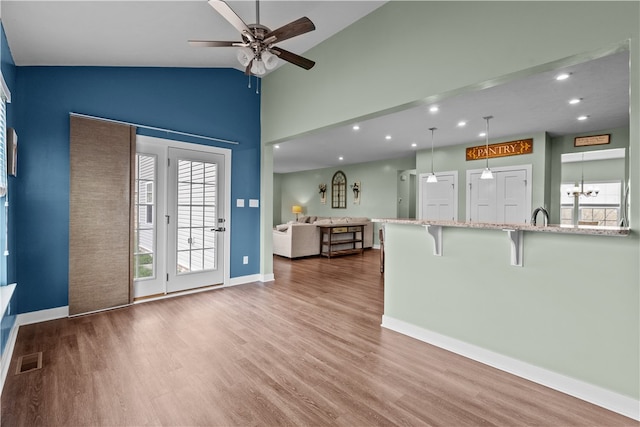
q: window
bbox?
[560,181,621,227]
[331,171,347,209]
[134,154,157,279]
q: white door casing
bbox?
[134,136,231,298]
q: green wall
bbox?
[263,2,638,145]
[275,156,415,243]
[384,222,639,399]
[273,172,283,227]
[261,1,640,404]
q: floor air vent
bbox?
[15,352,43,375]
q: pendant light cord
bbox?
[429,127,436,175]
[483,115,493,169]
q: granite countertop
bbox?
[372,218,630,237]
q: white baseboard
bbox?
[229,274,263,286]
[260,273,275,283]
[2,305,69,394]
[17,306,69,326]
[381,315,639,421]
[0,317,19,396]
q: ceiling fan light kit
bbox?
[190,0,316,77]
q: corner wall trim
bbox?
[17,306,69,326]
[381,315,639,421]
[260,273,275,283]
[0,318,19,396]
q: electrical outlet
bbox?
[243,256,248,265]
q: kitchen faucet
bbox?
[531,206,549,226]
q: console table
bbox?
[318,223,366,258]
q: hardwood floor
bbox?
[2,250,637,426]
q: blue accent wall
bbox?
[12,66,261,314]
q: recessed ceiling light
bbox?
[429,106,439,113]
[338,156,344,161]
[569,98,582,105]
[479,132,486,137]
[352,125,360,130]
[577,115,589,121]
[274,144,280,149]
[556,72,571,81]
[385,135,392,140]
[411,142,417,148]
[457,121,467,127]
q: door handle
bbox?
[211,227,226,232]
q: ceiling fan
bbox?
[189,0,316,76]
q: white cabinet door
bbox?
[419,172,458,220]
[467,165,531,224]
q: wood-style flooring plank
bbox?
[1,250,637,426]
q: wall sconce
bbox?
[351,181,361,204]
[318,183,327,204]
[291,205,303,220]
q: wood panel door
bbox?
[69,115,135,316]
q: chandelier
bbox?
[566,153,599,198]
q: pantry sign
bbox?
[466,138,533,161]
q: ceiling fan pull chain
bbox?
[256,76,260,95]
[248,74,252,89]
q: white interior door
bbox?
[468,172,497,223]
[467,165,531,224]
[419,172,458,220]
[167,147,225,293]
[497,169,527,223]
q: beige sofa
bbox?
[273,216,373,258]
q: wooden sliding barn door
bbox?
[69,115,135,316]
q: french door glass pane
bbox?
[134,154,156,280]
[176,159,218,274]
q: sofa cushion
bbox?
[347,217,369,223]
[314,218,332,225]
[275,224,289,232]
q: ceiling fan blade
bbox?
[264,17,315,45]
[208,0,252,35]
[188,40,241,48]
[270,47,315,70]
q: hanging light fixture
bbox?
[566,152,600,198]
[236,47,254,67]
[427,127,438,183]
[566,152,599,225]
[480,115,494,180]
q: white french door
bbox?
[167,147,225,293]
[466,165,531,224]
[134,136,229,298]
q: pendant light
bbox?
[480,115,494,180]
[427,127,438,183]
